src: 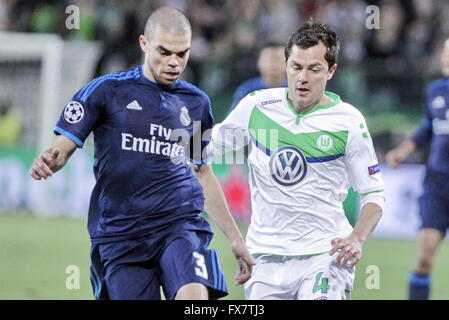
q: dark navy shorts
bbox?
[418,169,449,234]
[89,215,228,300]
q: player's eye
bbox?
[159,49,171,56]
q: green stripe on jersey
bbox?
[249,106,348,158]
[285,90,342,124]
[359,189,384,195]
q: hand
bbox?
[385,148,406,169]
[29,148,63,180]
[230,239,256,285]
[329,236,363,268]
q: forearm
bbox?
[397,139,417,157]
[50,135,77,172]
[350,202,382,244]
[386,138,418,168]
[193,164,244,244]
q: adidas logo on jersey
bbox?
[126,100,142,111]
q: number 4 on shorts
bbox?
[313,272,330,294]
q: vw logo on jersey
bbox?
[316,134,333,151]
[180,106,191,126]
[64,101,84,124]
[269,146,307,186]
[432,96,445,109]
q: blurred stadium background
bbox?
[1,0,449,300]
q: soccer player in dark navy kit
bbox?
[30,7,254,300]
[230,43,287,110]
[386,40,449,300]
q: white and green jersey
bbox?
[212,88,384,256]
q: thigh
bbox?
[104,263,161,300]
[97,238,162,300]
[244,255,296,300]
[158,228,228,300]
[297,254,355,300]
[419,191,449,234]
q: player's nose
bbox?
[298,70,309,83]
[167,55,180,68]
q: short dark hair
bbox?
[285,21,340,69]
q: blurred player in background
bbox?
[229,43,287,110]
[212,21,385,300]
[29,7,254,300]
[386,39,449,300]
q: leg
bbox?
[245,279,293,300]
[244,255,296,300]
[175,283,209,300]
[414,228,444,274]
[409,189,448,300]
[97,238,162,300]
[105,263,161,300]
[408,228,444,300]
[297,253,354,300]
[158,228,228,300]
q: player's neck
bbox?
[289,93,332,114]
[142,64,157,82]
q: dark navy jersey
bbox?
[411,77,449,174]
[54,66,213,243]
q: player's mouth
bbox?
[297,87,310,97]
[162,71,179,81]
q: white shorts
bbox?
[244,253,355,300]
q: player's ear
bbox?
[327,63,337,80]
[139,35,148,53]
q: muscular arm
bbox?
[330,202,382,267]
[30,135,77,180]
[191,163,255,284]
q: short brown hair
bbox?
[285,21,340,69]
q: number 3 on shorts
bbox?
[193,252,209,279]
[313,272,330,294]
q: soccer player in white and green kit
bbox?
[212,21,385,300]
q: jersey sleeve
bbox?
[345,113,385,196]
[211,93,256,159]
[186,94,214,165]
[53,79,107,148]
[410,85,433,148]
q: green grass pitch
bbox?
[1,213,448,300]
